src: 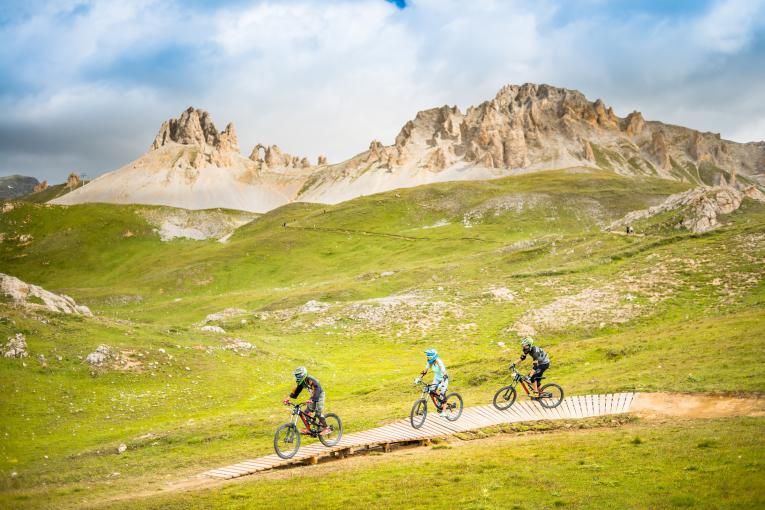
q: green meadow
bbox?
[1,169,763,508]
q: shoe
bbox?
[438,410,447,418]
[300,428,311,435]
[320,427,332,436]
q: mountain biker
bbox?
[513,337,550,397]
[283,366,331,435]
[415,349,449,417]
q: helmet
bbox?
[424,349,438,363]
[521,337,534,353]
[293,366,308,384]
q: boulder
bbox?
[86,345,111,365]
[3,333,28,358]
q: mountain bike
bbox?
[410,379,463,429]
[273,401,343,459]
[492,364,563,410]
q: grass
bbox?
[0,169,763,508]
[95,417,765,509]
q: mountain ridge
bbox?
[51,83,765,212]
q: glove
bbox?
[282,398,290,405]
[414,377,421,384]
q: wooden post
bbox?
[383,443,391,453]
[420,438,431,447]
[306,456,318,465]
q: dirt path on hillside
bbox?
[89,392,764,508]
[631,392,765,419]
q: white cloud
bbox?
[695,0,765,54]
[1,0,764,181]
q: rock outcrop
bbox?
[249,144,313,169]
[608,184,765,233]
[66,173,82,189]
[0,273,93,316]
[2,333,28,358]
[33,181,49,193]
[151,107,241,168]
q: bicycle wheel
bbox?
[493,385,517,410]
[274,423,301,459]
[443,393,463,421]
[410,398,427,429]
[318,413,343,447]
[538,383,564,409]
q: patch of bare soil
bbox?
[631,392,765,419]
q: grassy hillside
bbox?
[0,169,763,509]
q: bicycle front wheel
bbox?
[274,423,301,459]
[493,385,517,410]
[443,393,463,421]
[318,413,343,447]
[410,398,427,429]
[538,383,564,409]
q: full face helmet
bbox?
[521,337,534,354]
[425,349,438,364]
[293,366,308,384]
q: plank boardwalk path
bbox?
[202,392,637,480]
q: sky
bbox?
[1,0,764,182]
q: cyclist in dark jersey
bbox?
[514,337,550,396]
[283,366,330,434]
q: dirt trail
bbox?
[632,392,765,419]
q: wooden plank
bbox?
[562,397,576,419]
[511,401,534,422]
[573,396,585,419]
[625,392,636,412]
[504,403,527,423]
[582,395,592,417]
[474,406,505,424]
[615,392,627,413]
[467,406,494,425]
[478,405,509,424]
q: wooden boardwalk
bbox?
[202,392,637,480]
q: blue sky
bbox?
[1,0,764,181]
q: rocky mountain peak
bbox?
[151,107,239,153]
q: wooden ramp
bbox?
[202,392,637,480]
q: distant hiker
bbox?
[415,349,449,417]
[283,367,331,435]
[514,337,550,396]
[626,225,634,235]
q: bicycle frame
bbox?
[507,365,536,395]
[417,381,445,407]
[287,403,321,436]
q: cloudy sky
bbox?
[1,0,764,182]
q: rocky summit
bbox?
[50,84,765,212]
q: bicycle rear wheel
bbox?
[274,423,300,459]
[410,398,427,429]
[492,385,517,410]
[443,393,463,421]
[538,383,564,408]
[318,413,343,447]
